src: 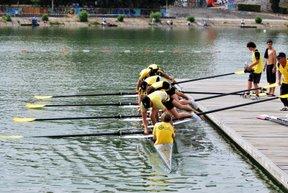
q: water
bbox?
[0,27,287,192]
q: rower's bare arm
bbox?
[273,50,277,64]
[162,72,175,82]
[176,90,189,100]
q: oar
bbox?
[35,129,147,138]
[34,92,137,100]
[0,130,148,140]
[195,83,278,102]
[173,70,245,85]
[26,102,138,109]
[15,93,287,123]
[13,115,141,123]
[197,94,288,116]
[183,91,242,95]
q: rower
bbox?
[136,64,175,91]
[153,113,175,145]
[276,52,288,111]
[244,42,264,99]
[137,75,161,104]
[147,80,199,111]
[141,90,192,134]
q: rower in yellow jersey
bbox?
[244,42,264,99]
[153,113,175,145]
[136,64,175,91]
[276,52,288,111]
[137,75,161,104]
[141,90,192,134]
[147,81,199,111]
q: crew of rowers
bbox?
[136,64,199,142]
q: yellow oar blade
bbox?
[234,70,245,75]
[13,117,36,123]
[26,103,45,109]
[0,135,23,141]
[279,94,288,98]
[34,95,53,100]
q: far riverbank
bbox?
[1,8,288,29]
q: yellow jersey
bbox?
[149,90,169,110]
[140,90,169,110]
[139,68,150,81]
[277,60,288,84]
[145,75,161,86]
[252,49,264,74]
[153,122,175,144]
[151,81,165,90]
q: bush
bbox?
[79,10,88,22]
[255,16,262,24]
[187,16,195,23]
[42,14,49,22]
[238,4,261,12]
[2,14,11,22]
[49,21,64,26]
[150,11,161,23]
[279,7,288,14]
[117,15,124,22]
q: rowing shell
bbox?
[155,116,200,171]
[257,114,288,126]
[154,143,173,171]
[152,118,196,171]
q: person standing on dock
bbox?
[264,39,277,96]
[153,113,175,145]
[276,52,288,111]
[244,42,264,99]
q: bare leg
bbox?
[168,108,192,120]
[172,94,192,106]
[253,83,259,96]
[172,99,193,112]
[247,80,252,91]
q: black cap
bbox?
[266,39,273,44]
[141,96,151,109]
[277,52,286,59]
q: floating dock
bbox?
[184,79,288,191]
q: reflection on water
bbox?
[0,27,287,192]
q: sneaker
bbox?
[280,107,288,111]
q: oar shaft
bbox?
[34,115,141,121]
[197,97,277,116]
[47,102,138,107]
[52,92,136,98]
[34,130,146,138]
[195,88,259,102]
[174,72,235,85]
[183,91,241,95]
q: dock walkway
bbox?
[184,79,288,190]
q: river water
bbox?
[0,27,287,192]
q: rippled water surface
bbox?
[1,27,288,192]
